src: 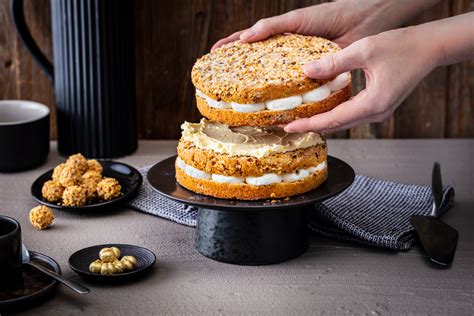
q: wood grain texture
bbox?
[0,0,472,139]
[0,0,55,137]
[0,0,18,100]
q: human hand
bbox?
[284,26,440,133]
[284,11,474,133]
[212,0,439,50]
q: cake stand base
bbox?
[194,206,310,265]
[147,155,355,266]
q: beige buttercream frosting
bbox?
[181,118,324,158]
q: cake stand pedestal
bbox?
[195,206,311,265]
[147,156,354,265]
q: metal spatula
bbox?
[411,162,458,266]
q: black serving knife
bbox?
[411,162,458,266]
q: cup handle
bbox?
[11,0,54,80]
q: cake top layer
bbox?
[191,34,341,104]
[181,118,324,158]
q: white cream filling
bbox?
[211,173,245,184]
[266,95,302,111]
[176,156,187,170]
[326,72,350,92]
[196,72,350,112]
[282,168,310,183]
[246,173,282,186]
[196,90,231,109]
[308,161,326,173]
[302,85,331,103]
[231,102,266,113]
[184,163,211,180]
[177,158,326,186]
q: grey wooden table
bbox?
[1,140,473,315]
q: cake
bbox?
[175,119,328,200]
[174,34,353,200]
[191,34,351,126]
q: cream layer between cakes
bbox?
[181,118,324,159]
[196,72,350,113]
[176,157,327,186]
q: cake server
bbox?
[22,244,90,294]
[411,162,458,266]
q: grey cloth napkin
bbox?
[127,168,455,251]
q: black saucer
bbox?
[69,244,156,282]
[0,251,61,310]
[31,160,142,210]
[147,155,355,265]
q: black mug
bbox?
[11,0,138,158]
[0,100,50,172]
[0,216,22,288]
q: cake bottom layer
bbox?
[175,163,328,200]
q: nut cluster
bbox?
[29,205,54,230]
[42,153,122,206]
[88,246,137,275]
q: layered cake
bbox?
[174,34,353,200]
[191,34,351,126]
[175,119,327,200]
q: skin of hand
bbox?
[211,1,473,134]
[285,27,438,133]
[211,0,440,50]
[285,12,474,133]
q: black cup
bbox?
[0,216,22,288]
[0,100,50,172]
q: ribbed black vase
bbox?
[12,0,137,158]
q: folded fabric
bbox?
[128,168,455,251]
[128,167,197,226]
[308,175,454,250]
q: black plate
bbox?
[147,155,355,211]
[69,244,156,282]
[0,251,61,310]
[31,160,142,210]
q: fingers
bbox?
[211,30,246,51]
[212,10,303,50]
[303,40,365,79]
[284,90,377,133]
[239,11,302,43]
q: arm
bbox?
[212,0,441,50]
[433,12,474,66]
[284,12,474,133]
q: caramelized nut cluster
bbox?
[41,153,121,207]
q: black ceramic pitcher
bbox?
[11,0,137,158]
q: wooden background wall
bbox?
[0,0,473,139]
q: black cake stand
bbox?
[147,155,354,265]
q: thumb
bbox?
[303,42,362,79]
